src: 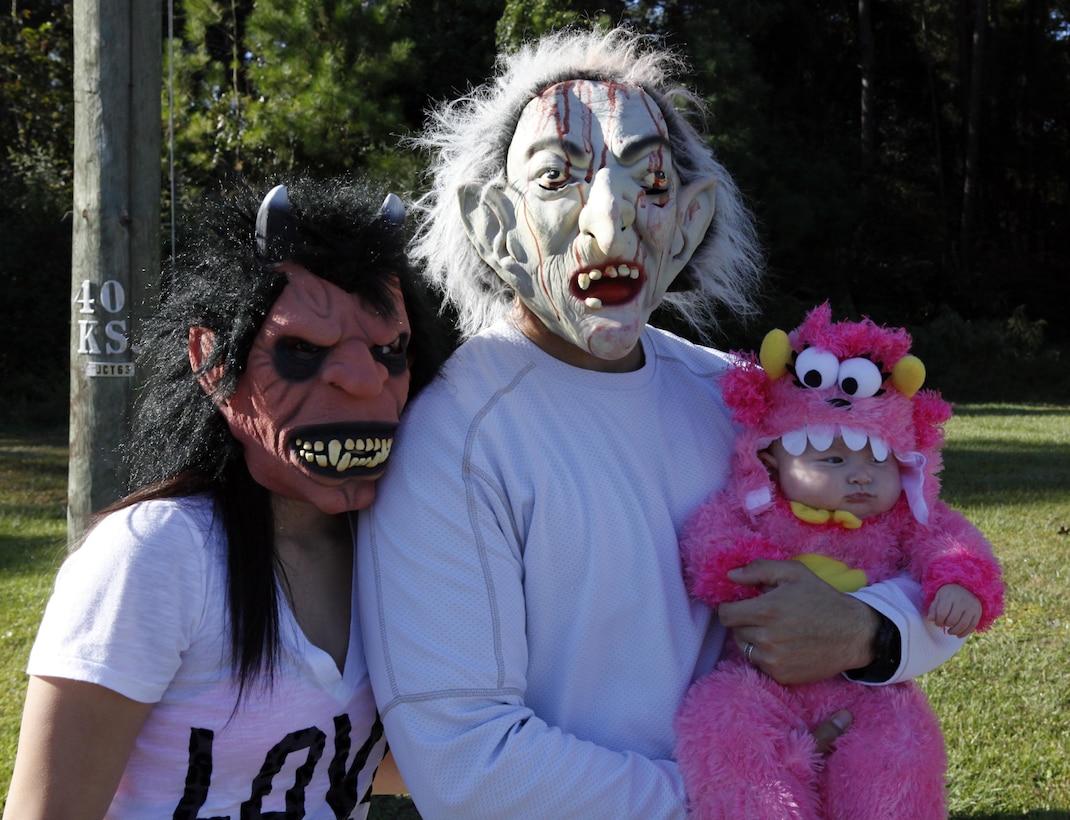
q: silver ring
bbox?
[744,642,755,664]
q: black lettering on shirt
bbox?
[241,726,326,818]
[173,727,224,820]
[172,714,385,819]
[326,714,385,817]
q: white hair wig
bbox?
[408,26,764,340]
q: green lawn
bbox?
[2,406,1069,817]
[0,427,68,805]
[920,405,1070,818]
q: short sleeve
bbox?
[28,500,213,703]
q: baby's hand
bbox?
[927,584,982,637]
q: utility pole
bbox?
[68,0,161,541]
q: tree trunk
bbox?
[960,0,987,275]
[858,0,876,171]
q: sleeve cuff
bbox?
[844,611,900,683]
[847,576,965,685]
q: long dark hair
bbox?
[94,176,448,698]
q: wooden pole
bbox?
[68,0,161,541]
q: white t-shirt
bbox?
[29,495,385,819]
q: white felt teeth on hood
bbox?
[841,426,869,452]
[780,425,890,461]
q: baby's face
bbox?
[762,437,903,519]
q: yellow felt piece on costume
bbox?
[832,509,863,529]
[792,553,868,593]
[891,355,925,397]
[790,500,831,524]
[790,501,863,530]
[759,329,792,380]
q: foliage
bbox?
[0,3,73,428]
[909,306,1070,403]
[170,0,423,193]
[0,2,73,165]
[3,0,1070,423]
[169,0,505,198]
[3,410,1069,816]
[495,0,623,49]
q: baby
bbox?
[675,303,1004,819]
[760,434,982,637]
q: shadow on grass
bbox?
[953,405,1070,418]
[0,433,68,515]
[0,532,66,574]
[942,440,1070,504]
[939,406,1070,509]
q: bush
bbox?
[0,145,72,430]
[909,306,1070,403]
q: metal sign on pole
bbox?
[68,0,161,541]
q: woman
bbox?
[4,178,445,819]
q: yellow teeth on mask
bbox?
[294,436,393,472]
[577,266,640,291]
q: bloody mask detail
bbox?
[208,266,412,515]
[460,80,717,369]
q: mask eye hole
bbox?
[274,338,327,382]
[838,357,884,398]
[794,347,839,389]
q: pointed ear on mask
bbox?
[670,177,718,269]
[457,183,519,284]
[188,326,226,402]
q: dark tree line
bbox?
[2,0,1068,425]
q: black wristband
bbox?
[846,611,901,683]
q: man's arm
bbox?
[717,560,962,685]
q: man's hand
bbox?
[717,559,879,685]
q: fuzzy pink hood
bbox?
[723,302,952,525]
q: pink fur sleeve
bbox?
[907,503,1005,631]
[680,492,793,606]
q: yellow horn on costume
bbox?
[759,329,792,380]
[891,355,926,397]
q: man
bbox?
[358,28,962,817]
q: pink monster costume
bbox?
[674,303,1003,819]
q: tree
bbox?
[859,0,876,169]
[170,0,424,194]
[4,0,1070,430]
[495,0,623,49]
[960,0,987,274]
[0,2,74,427]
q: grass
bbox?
[2,406,1069,818]
[921,405,1070,818]
[0,427,69,804]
